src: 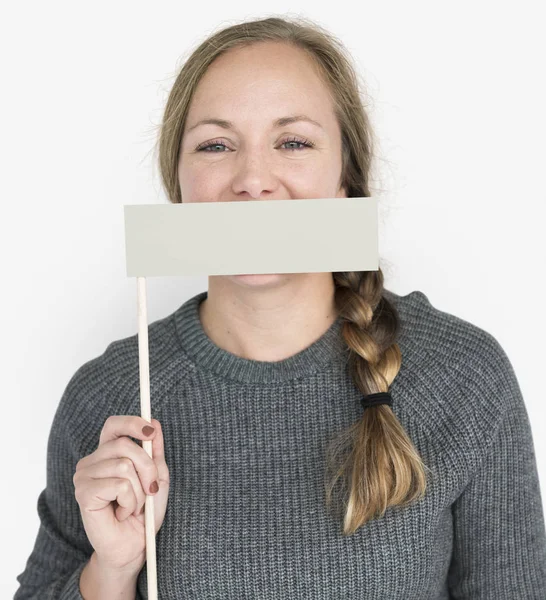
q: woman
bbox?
[15,15,546,599]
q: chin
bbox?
[231,273,286,285]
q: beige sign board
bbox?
[124,197,378,277]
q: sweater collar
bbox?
[173,290,349,383]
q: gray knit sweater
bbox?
[14,288,546,599]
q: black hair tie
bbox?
[360,391,393,410]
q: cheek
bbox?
[284,162,337,196]
[179,161,225,201]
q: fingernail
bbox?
[142,426,155,436]
[149,481,159,494]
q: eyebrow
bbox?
[185,114,324,133]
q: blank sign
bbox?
[124,196,378,277]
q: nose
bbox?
[230,150,279,200]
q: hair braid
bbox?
[326,270,430,534]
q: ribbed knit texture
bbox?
[14,288,546,599]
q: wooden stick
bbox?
[136,276,158,599]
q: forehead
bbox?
[187,42,335,119]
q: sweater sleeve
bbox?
[13,360,144,599]
[446,341,546,598]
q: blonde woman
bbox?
[15,16,546,600]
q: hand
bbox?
[73,416,170,572]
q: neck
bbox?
[198,273,338,362]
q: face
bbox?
[178,41,346,285]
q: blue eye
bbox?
[281,137,315,150]
[195,136,315,152]
[196,141,229,152]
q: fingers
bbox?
[74,456,147,519]
[98,415,157,447]
[75,474,137,521]
[74,416,163,519]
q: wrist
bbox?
[92,551,144,581]
[80,552,142,599]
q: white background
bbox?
[3,1,545,597]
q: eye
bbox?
[195,139,230,152]
[194,136,316,153]
[279,136,315,151]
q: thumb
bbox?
[149,419,169,480]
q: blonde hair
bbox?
[155,15,431,535]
